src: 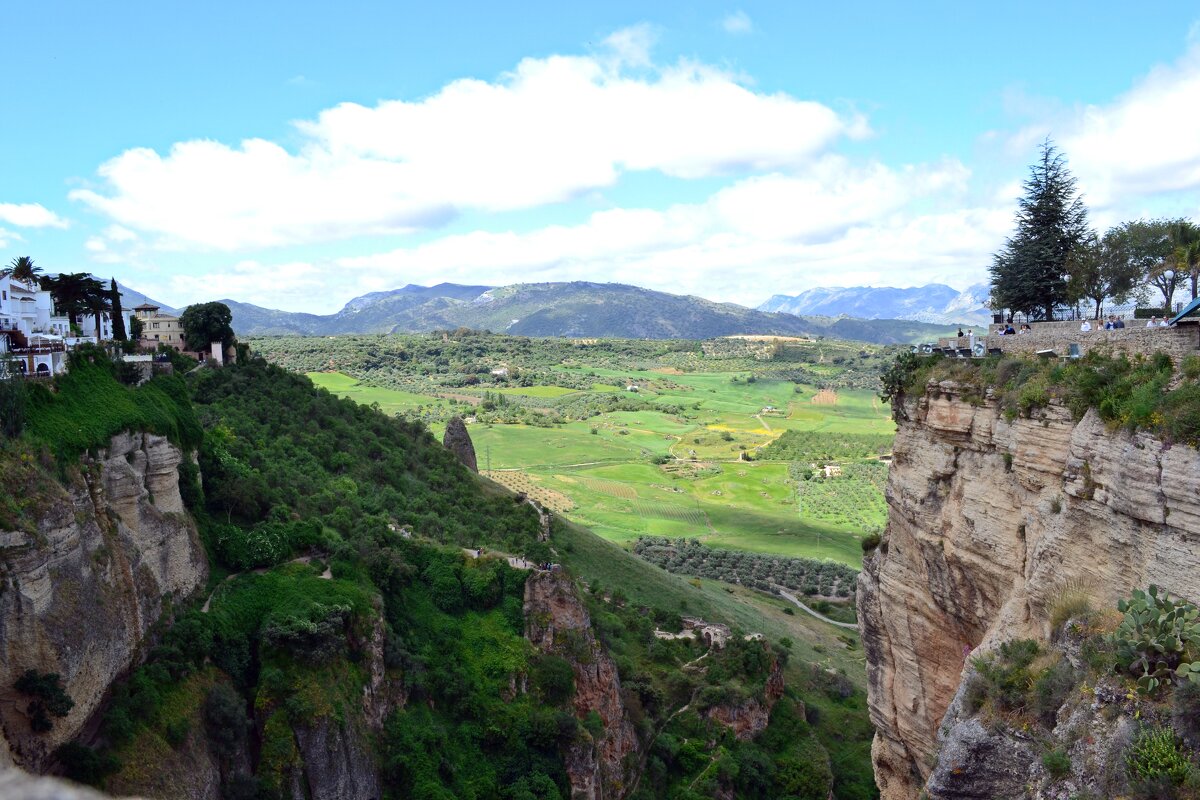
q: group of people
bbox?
[1079,315,1170,331]
[994,323,1031,336]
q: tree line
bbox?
[990,140,1200,320]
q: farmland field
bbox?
[304,334,896,569]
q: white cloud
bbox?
[151,157,999,313]
[0,228,22,249]
[70,27,863,250]
[1022,41,1200,211]
[0,202,68,229]
[722,10,753,35]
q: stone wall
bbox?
[984,321,1198,362]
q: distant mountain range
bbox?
[759,283,992,326]
[220,281,958,344]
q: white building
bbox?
[0,276,71,376]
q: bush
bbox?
[861,533,881,552]
[1126,727,1193,791]
[0,377,26,438]
[967,639,1039,713]
[532,655,575,706]
[1042,748,1071,780]
[57,742,119,787]
[1031,658,1076,727]
[14,669,74,733]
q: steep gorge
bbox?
[860,379,1200,799]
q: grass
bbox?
[313,366,894,567]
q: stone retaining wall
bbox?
[984,322,1199,363]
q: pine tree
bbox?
[989,140,1089,320]
[110,278,127,341]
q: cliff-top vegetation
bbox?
[882,349,1200,446]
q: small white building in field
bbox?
[822,464,843,478]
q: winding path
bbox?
[775,588,859,630]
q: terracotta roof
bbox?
[133,302,160,310]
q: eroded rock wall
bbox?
[0,433,208,768]
[860,382,1200,799]
[525,571,639,800]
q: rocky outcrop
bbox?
[525,571,638,800]
[702,645,785,740]
[0,433,207,768]
[442,416,478,472]
[860,382,1200,799]
[290,718,381,800]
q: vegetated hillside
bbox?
[3,353,874,800]
[860,349,1200,800]
[760,283,991,327]
[219,280,955,344]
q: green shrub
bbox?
[861,533,882,552]
[1032,658,1076,727]
[1126,727,1193,790]
[1042,747,1071,779]
[967,639,1040,713]
[14,669,74,733]
[0,377,26,438]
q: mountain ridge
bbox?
[219,280,958,344]
[759,282,992,326]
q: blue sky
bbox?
[3,1,1200,313]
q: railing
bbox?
[1001,301,1188,325]
[11,343,66,355]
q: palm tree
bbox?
[1168,220,1200,301]
[0,256,43,287]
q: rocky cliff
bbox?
[442,415,478,472]
[0,433,207,769]
[859,381,1200,799]
[525,571,639,800]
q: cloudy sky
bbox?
[4,1,1200,313]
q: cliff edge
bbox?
[0,432,207,768]
[860,379,1200,799]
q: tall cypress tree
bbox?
[989,140,1089,320]
[110,278,127,341]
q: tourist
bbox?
[1019,324,1031,334]
[1004,324,1016,335]
[1147,317,1158,328]
[1160,317,1171,327]
[957,327,964,337]
[1080,320,1092,332]
[1114,317,1125,329]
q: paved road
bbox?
[776,588,859,630]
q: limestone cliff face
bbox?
[525,571,639,800]
[0,433,208,769]
[859,381,1200,799]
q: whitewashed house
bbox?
[0,275,71,376]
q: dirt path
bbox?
[776,588,858,629]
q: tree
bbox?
[1117,219,1179,310]
[110,279,127,341]
[1,256,42,286]
[41,273,107,328]
[129,315,144,340]
[1167,219,1200,301]
[85,287,112,341]
[989,140,1090,320]
[1065,228,1141,319]
[180,301,235,352]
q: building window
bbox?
[153,322,160,329]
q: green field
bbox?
[310,365,894,568]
